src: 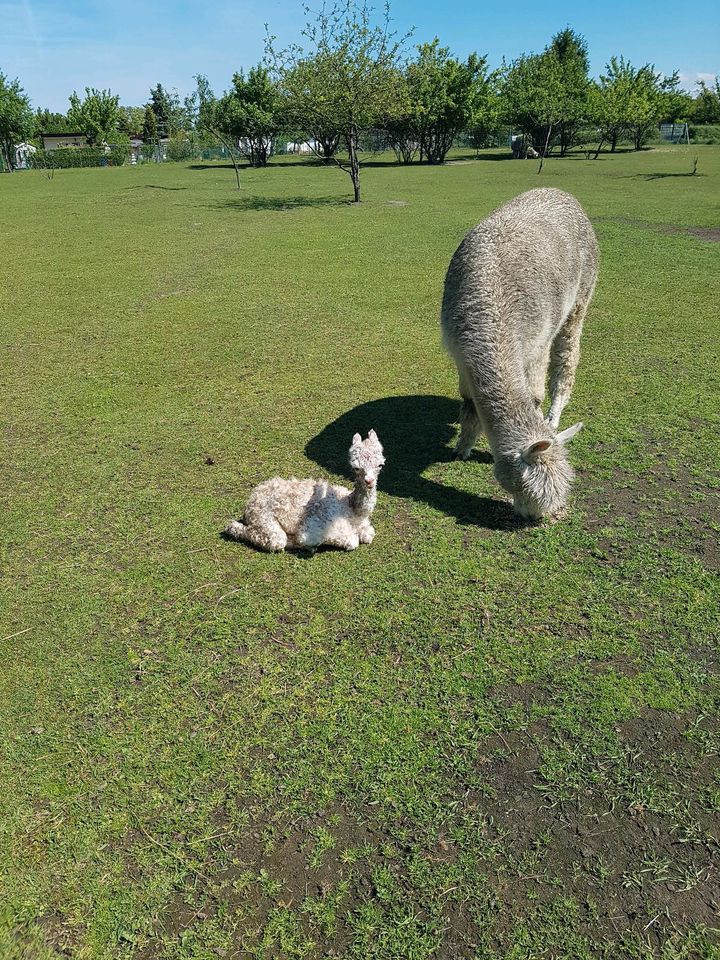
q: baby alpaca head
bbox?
[349,429,385,490]
[494,422,583,520]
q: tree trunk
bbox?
[347,127,361,202]
[610,132,618,152]
[317,134,339,163]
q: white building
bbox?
[14,142,37,169]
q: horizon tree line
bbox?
[2,2,719,196]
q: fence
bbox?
[26,141,231,171]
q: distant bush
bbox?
[689,124,720,144]
[29,145,131,169]
[165,138,196,161]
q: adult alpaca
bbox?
[441,188,599,520]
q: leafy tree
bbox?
[148,83,187,137]
[67,87,121,145]
[390,40,495,164]
[500,30,594,158]
[183,74,217,142]
[588,56,637,154]
[189,75,241,188]
[34,108,70,134]
[588,57,680,154]
[658,77,693,123]
[548,28,591,155]
[500,49,564,156]
[691,77,720,123]
[0,72,34,170]
[117,106,145,136]
[268,0,409,201]
[215,65,283,167]
[626,65,671,150]
[142,104,158,142]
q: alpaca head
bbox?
[494,422,583,520]
[349,429,385,490]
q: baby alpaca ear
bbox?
[524,438,553,463]
[556,422,583,444]
[368,428,378,441]
[352,432,362,446]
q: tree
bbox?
[117,106,145,136]
[691,77,720,123]
[0,72,34,171]
[500,49,564,156]
[184,74,218,141]
[626,65,668,150]
[588,57,636,154]
[215,66,283,167]
[190,75,241,189]
[268,0,409,202]
[142,104,158,142]
[392,40,496,164]
[548,28,591,155]
[67,87,121,145]
[148,83,187,137]
[34,108,70,134]
[658,75,693,123]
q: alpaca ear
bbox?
[524,438,553,462]
[368,429,378,441]
[556,422,583,444]
[352,432,362,446]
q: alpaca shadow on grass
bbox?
[306,394,524,531]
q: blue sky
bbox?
[2,0,718,111]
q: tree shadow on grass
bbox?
[124,184,188,190]
[619,171,705,181]
[306,394,524,531]
[210,195,347,212]
[188,159,324,171]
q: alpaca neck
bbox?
[350,481,376,518]
[483,389,549,461]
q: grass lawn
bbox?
[1,144,719,960]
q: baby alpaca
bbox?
[225,431,385,553]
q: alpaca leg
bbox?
[359,523,375,545]
[454,369,483,460]
[225,520,247,540]
[322,525,361,551]
[546,299,588,429]
[230,512,288,552]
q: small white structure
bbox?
[285,139,318,154]
[40,132,88,150]
[14,142,36,169]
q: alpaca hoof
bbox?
[225,520,245,540]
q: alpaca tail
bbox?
[224,520,247,541]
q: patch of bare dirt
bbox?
[689,227,720,242]
[135,807,392,959]
[595,216,720,242]
[472,705,720,953]
[581,458,719,570]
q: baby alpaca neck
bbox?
[350,481,376,518]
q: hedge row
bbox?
[688,124,720,144]
[29,146,132,169]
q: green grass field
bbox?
[1,145,719,960]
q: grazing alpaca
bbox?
[225,431,385,552]
[441,187,599,520]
